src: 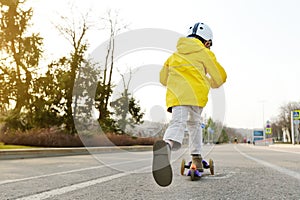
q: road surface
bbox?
[1,144,299,200]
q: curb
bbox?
[0,146,153,160]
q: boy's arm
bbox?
[204,50,227,88]
[160,58,170,86]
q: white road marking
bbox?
[16,166,151,200]
[234,146,300,182]
[16,172,129,200]
[0,165,101,185]
[0,158,149,185]
[202,173,233,180]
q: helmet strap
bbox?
[204,40,213,49]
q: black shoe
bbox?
[152,140,172,187]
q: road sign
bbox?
[293,110,300,120]
[265,128,272,134]
[294,120,300,125]
[266,120,271,128]
[201,123,205,129]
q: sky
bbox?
[26,0,300,129]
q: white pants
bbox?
[163,105,203,155]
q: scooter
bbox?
[180,158,214,181]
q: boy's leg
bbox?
[187,106,203,171]
[152,140,172,187]
[152,106,188,186]
[163,106,189,149]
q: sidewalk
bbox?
[247,143,300,153]
[269,143,300,149]
[0,145,153,160]
[267,144,300,153]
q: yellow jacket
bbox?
[160,37,227,110]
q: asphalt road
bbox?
[0,144,299,200]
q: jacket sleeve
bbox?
[204,50,227,88]
[160,57,170,86]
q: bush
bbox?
[0,127,83,147]
[0,127,157,147]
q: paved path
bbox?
[0,144,299,200]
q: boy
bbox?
[152,22,227,187]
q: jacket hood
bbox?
[176,37,205,54]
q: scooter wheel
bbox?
[190,169,195,181]
[209,159,214,175]
[180,159,186,175]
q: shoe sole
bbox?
[152,140,172,187]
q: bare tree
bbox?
[110,68,144,133]
[94,10,128,131]
[53,8,95,133]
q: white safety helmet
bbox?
[187,22,213,41]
